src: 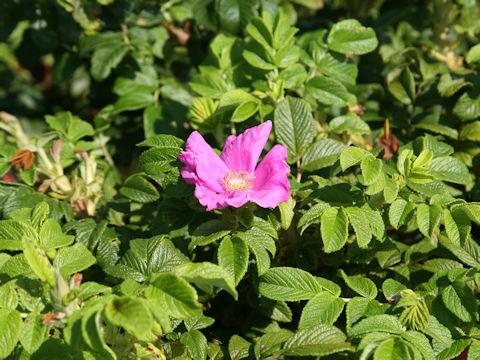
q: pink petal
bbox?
[195,186,250,211]
[251,145,290,208]
[179,131,229,192]
[220,121,272,173]
[178,151,197,184]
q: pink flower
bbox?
[178,121,290,211]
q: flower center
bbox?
[221,170,255,193]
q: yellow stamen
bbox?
[221,170,255,193]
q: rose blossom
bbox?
[178,121,290,211]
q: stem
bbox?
[296,156,302,183]
[121,23,135,51]
[0,122,15,136]
[37,147,54,171]
[98,133,114,167]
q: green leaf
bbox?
[0,281,17,310]
[442,282,478,323]
[316,277,342,297]
[346,297,384,331]
[373,338,412,360]
[383,175,399,203]
[306,76,351,107]
[216,0,256,34]
[190,220,232,248]
[382,279,407,300]
[444,209,470,245]
[145,273,201,319]
[252,216,278,239]
[389,199,415,229]
[314,48,358,85]
[298,202,330,235]
[320,207,348,253]
[401,331,436,360]
[105,296,153,340]
[278,196,294,230]
[345,207,372,248]
[67,118,95,141]
[437,339,470,360]
[0,220,37,250]
[114,90,155,114]
[340,146,365,171]
[466,43,480,64]
[231,101,259,123]
[428,156,470,185]
[329,114,370,135]
[402,66,416,101]
[219,89,257,107]
[22,237,55,286]
[228,334,251,360]
[180,330,208,360]
[55,243,96,276]
[416,204,442,238]
[76,282,112,300]
[284,324,352,357]
[20,312,46,354]
[349,314,403,337]
[139,147,180,175]
[0,309,22,359]
[360,155,383,185]
[468,339,480,360]
[31,202,49,230]
[258,299,293,323]
[254,329,293,359]
[137,134,184,149]
[120,174,160,203]
[423,258,463,273]
[272,11,298,50]
[439,235,480,267]
[235,229,275,275]
[218,236,249,285]
[453,90,480,122]
[327,19,378,55]
[274,98,314,160]
[81,305,116,358]
[387,68,413,105]
[243,50,275,70]
[184,314,215,331]
[302,139,345,171]
[437,73,471,97]
[460,121,480,141]
[279,63,308,88]
[39,219,74,250]
[246,16,273,51]
[340,270,377,299]
[174,262,238,299]
[259,267,322,301]
[91,43,129,81]
[298,292,345,329]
